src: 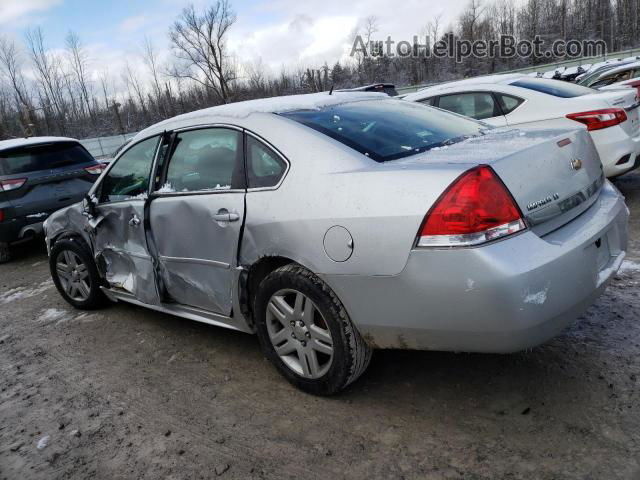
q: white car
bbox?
[403,75,640,177]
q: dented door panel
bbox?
[94,200,159,305]
[149,193,245,315]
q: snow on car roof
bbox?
[134,91,387,142]
[402,74,524,100]
[0,136,79,152]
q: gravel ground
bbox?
[1,173,639,480]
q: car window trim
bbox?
[243,130,290,192]
[151,124,247,198]
[92,134,162,206]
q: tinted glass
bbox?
[0,142,94,175]
[281,100,485,162]
[511,79,595,98]
[496,94,524,114]
[437,92,500,120]
[164,128,241,192]
[246,136,286,188]
[99,136,159,202]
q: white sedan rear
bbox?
[404,76,640,177]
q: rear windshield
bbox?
[280,100,486,162]
[0,141,94,175]
[510,79,595,98]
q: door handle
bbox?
[128,215,141,227]
[213,210,239,222]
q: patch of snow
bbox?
[619,260,640,273]
[38,308,66,324]
[157,183,175,193]
[131,192,148,200]
[524,286,549,305]
[0,281,53,305]
[36,435,50,449]
[134,92,387,141]
[465,278,475,292]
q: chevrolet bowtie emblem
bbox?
[570,158,583,170]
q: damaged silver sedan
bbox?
[44,92,628,394]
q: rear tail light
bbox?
[417,165,526,248]
[0,209,4,222]
[85,163,107,175]
[0,178,27,191]
[566,108,627,131]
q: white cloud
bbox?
[0,0,61,25]
[228,0,468,71]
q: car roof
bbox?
[0,136,79,153]
[133,91,387,142]
[402,74,526,100]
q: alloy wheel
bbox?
[266,288,334,379]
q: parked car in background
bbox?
[600,78,640,97]
[0,137,105,262]
[575,59,637,86]
[45,92,627,394]
[339,83,399,96]
[580,61,640,89]
[403,75,640,177]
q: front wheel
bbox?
[50,238,108,310]
[254,264,372,395]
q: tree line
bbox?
[1,0,639,141]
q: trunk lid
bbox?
[398,127,604,236]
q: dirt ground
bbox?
[1,173,639,480]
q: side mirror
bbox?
[83,194,98,218]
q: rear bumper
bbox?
[591,125,640,177]
[322,181,629,353]
[0,215,48,245]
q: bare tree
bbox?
[142,36,165,115]
[168,1,237,103]
[0,35,34,128]
[66,31,94,123]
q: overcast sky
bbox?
[0,0,474,80]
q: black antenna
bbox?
[329,84,334,95]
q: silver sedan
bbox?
[44,92,628,394]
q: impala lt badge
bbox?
[527,193,560,211]
[570,158,583,170]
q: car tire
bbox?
[254,264,372,395]
[50,238,108,310]
[0,242,10,264]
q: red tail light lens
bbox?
[0,178,27,192]
[0,209,4,222]
[85,163,107,175]
[566,108,627,131]
[417,165,526,247]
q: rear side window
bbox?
[0,142,94,175]
[511,79,595,98]
[164,128,242,192]
[281,99,485,162]
[419,97,436,106]
[246,136,286,188]
[496,94,524,114]
[99,136,159,203]
[437,92,501,120]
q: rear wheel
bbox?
[254,264,372,395]
[50,239,107,310]
[0,242,10,264]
